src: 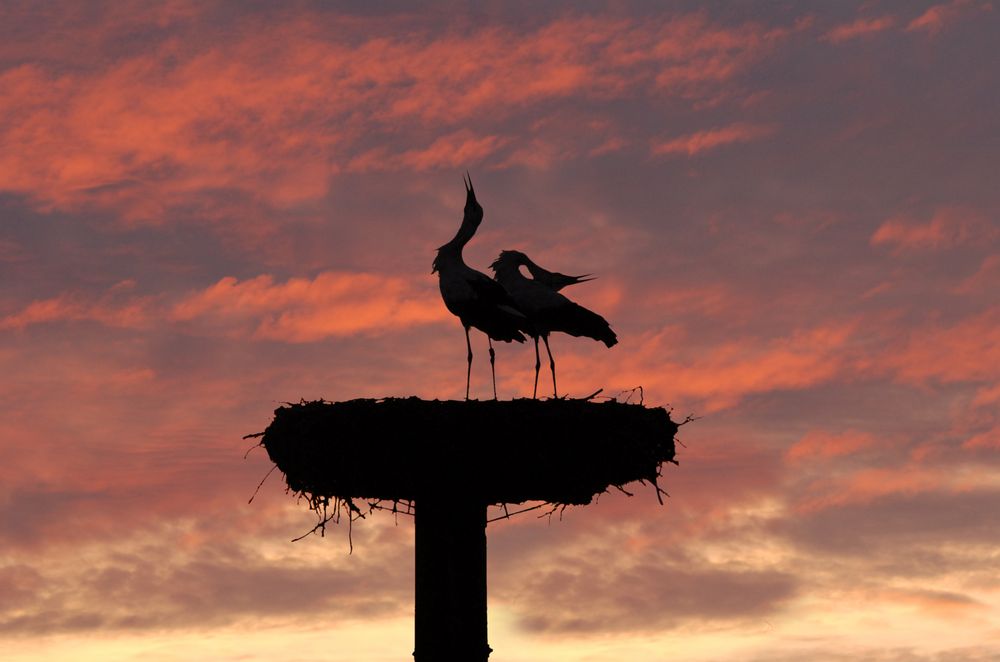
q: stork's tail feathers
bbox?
[559,302,618,348]
[482,321,526,344]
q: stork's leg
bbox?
[542,334,557,398]
[532,336,541,399]
[464,325,473,401]
[488,337,497,400]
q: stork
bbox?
[490,250,617,399]
[433,175,526,400]
[519,254,595,292]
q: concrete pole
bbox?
[413,496,491,662]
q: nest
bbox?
[256,398,678,525]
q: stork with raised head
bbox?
[433,175,526,400]
[490,250,617,399]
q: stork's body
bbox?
[434,176,525,400]
[491,250,617,398]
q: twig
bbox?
[617,386,644,404]
[613,484,634,497]
[486,503,546,523]
[678,413,700,426]
[652,476,669,505]
[539,502,569,523]
[248,464,278,504]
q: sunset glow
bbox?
[2,1,998,660]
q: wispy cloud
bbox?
[588,320,861,412]
[906,0,988,34]
[1,272,448,341]
[347,131,506,173]
[824,16,897,43]
[870,207,997,252]
[879,306,1000,384]
[171,272,448,341]
[786,430,877,462]
[0,282,151,331]
[0,11,797,223]
[651,123,775,157]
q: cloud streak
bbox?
[0,9,800,223]
[652,123,775,157]
[906,0,988,34]
[870,208,997,252]
[172,272,448,341]
[1,271,448,341]
[824,16,897,43]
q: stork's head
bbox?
[489,249,528,274]
[493,249,528,266]
[463,171,483,226]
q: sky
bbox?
[1,0,999,660]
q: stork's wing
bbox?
[468,270,523,313]
[466,269,527,342]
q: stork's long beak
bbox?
[464,171,477,203]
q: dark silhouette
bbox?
[258,398,679,661]
[253,175,682,661]
[520,255,595,291]
[491,250,618,399]
[433,174,525,400]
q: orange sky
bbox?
[1,1,999,660]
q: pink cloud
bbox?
[0,286,152,331]
[651,123,775,157]
[882,588,985,619]
[172,272,449,341]
[824,16,897,43]
[1,272,448,341]
[870,207,997,252]
[963,427,999,450]
[348,131,506,173]
[970,382,1000,407]
[0,10,798,223]
[786,430,877,462]
[794,466,946,513]
[954,254,1000,293]
[880,306,1000,384]
[906,0,988,34]
[573,320,861,412]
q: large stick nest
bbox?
[258,398,677,514]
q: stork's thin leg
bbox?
[532,336,541,399]
[542,334,557,398]
[464,325,473,401]
[488,337,497,400]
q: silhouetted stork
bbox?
[491,250,617,399]
[519,254,595,292]
[433,175,526,400]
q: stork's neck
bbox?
[446,216,478,249]
[434,219,479,274]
